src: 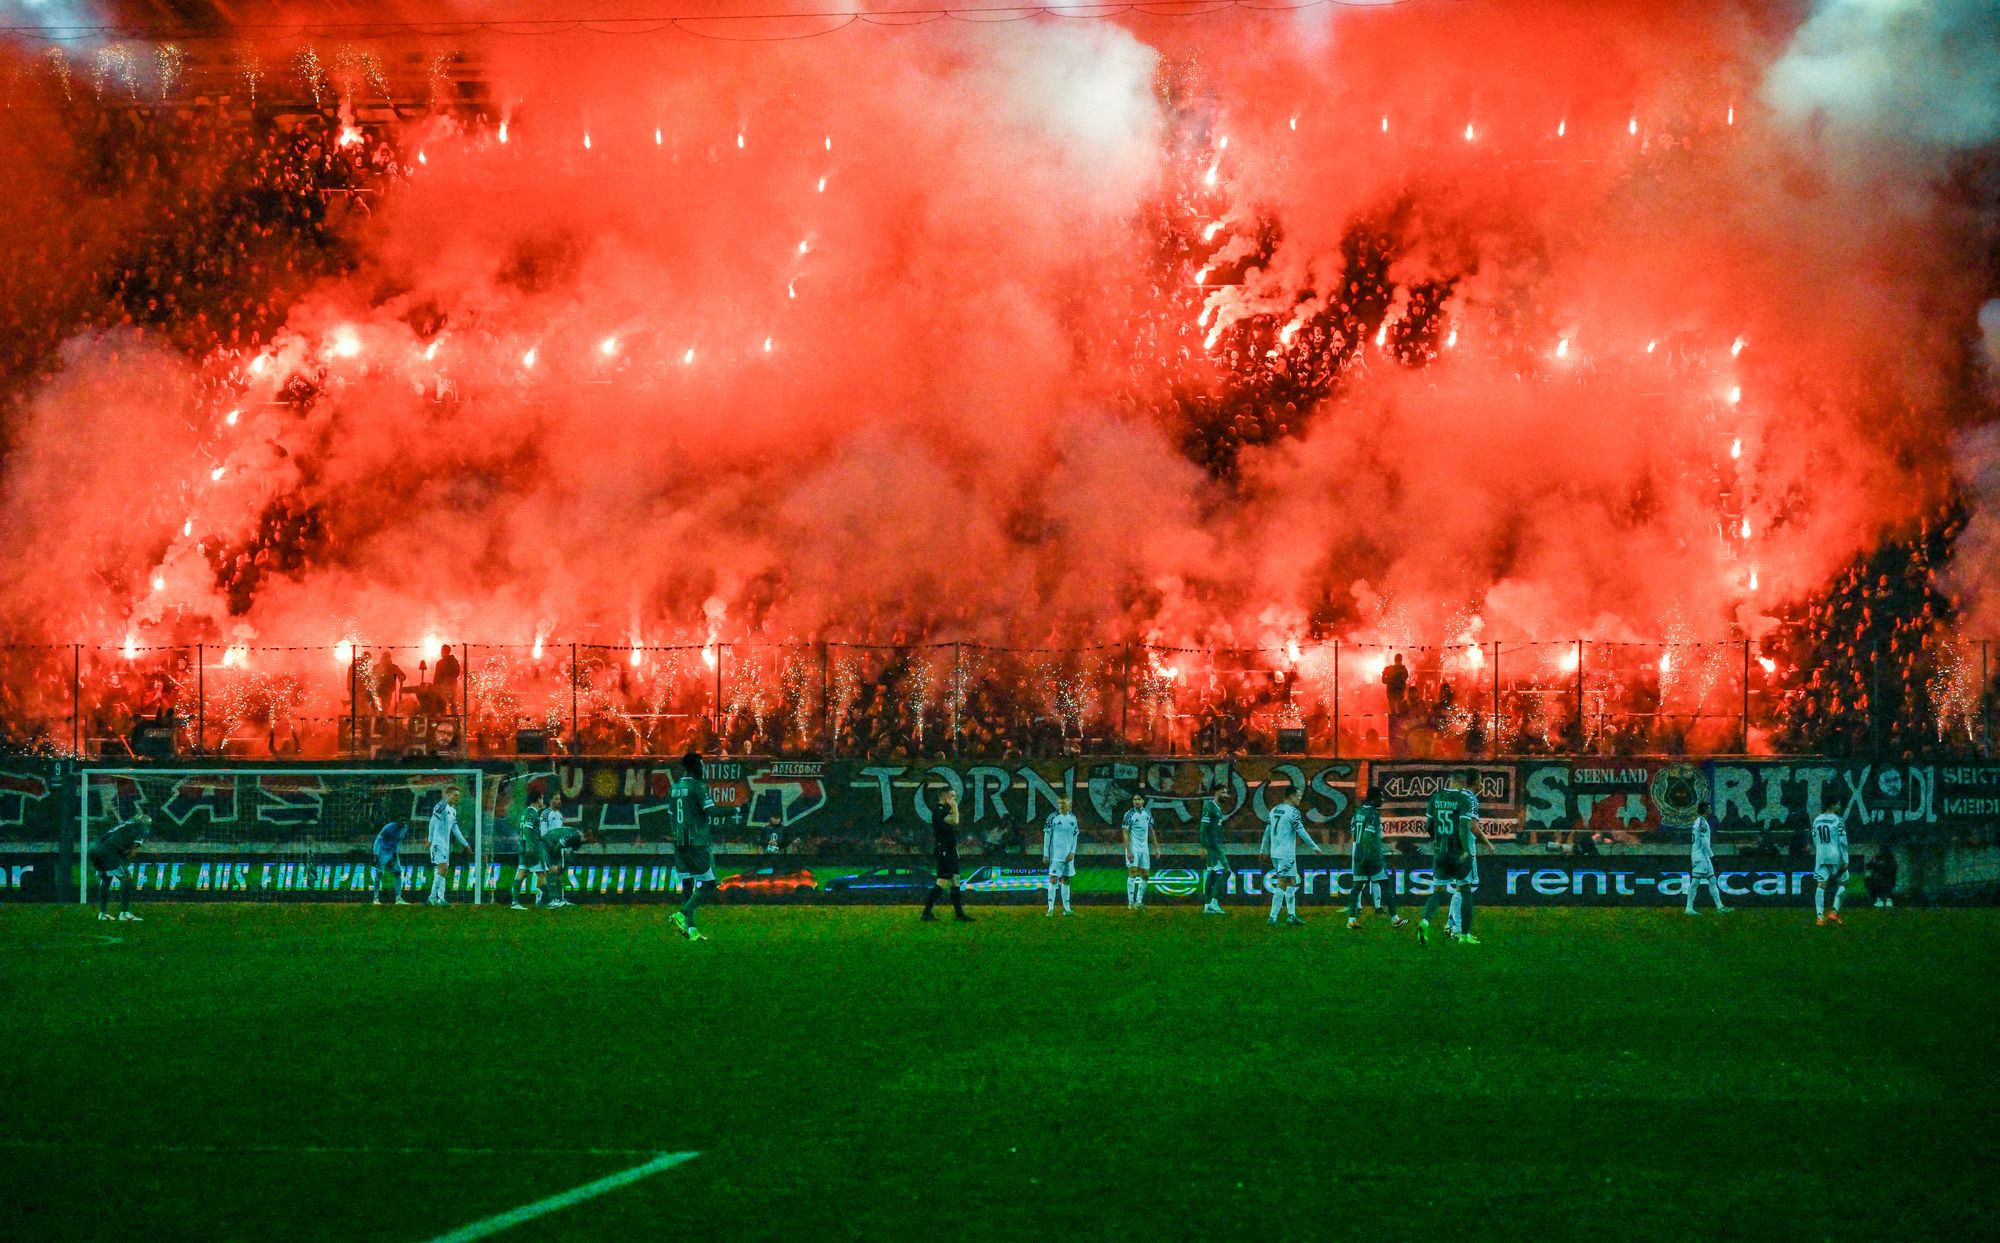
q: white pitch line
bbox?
[424,1151,701,1243]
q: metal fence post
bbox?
[1574,639,1585,747]
[822,642,833,756]
[569,643,580,755]
[195,643,205,757]
[1491,641,1501,754]
[1120,642,1132,751]
[953,642,964,758]
[463,643,474,757]
[1331,641,1341,758]
[348,648,358,759]
[71,643,80,758]
[1984,638,1992,757]
[714,642,725,743]
[1741,639,1751,754]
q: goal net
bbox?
[78,767,485,904]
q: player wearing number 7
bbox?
[1810,811,1850,926]
[425,786,468,906]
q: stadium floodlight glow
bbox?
[1466,643,1485,668]
[422,635,443,661]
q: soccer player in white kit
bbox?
[1121,794,1154,910]
[1685,799,1728,915]
[425,785,469,906]
[1043,797,1080,916]
[1810,810,1850,926]
[1261,786,1319,927]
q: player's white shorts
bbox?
[1125,847,1151,872]
[1268,859,1300,884]
[1690,857,1715,881]
[1047,858,1076,880]
[429,850,451,868]
[1815,862,1847,886]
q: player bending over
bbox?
[669,752,718,941]
[425,786,468,906]
[1121,793,1155,911]
[372,818,411,906]
[1043,797,1080,916]
[920,784,974,922]
[90,811,152,922]
[1810,811,1850,926]
[510,789,549,910]
[1199,779,1229,916]
[1347,790,1405,930]
[540,790,585,908]
[1418,770,1481,946]
[1261,786,1318,927]
[1685,799,1729,915]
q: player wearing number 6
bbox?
[1810,811,1850,926]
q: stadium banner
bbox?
[1518,759,1949,837]
[0,852,1844,907]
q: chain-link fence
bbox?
[1,637,1993,761]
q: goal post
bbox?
[77,767,486,905]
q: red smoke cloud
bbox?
[1,0,1994,674]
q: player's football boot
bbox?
[953,913,976,923]
[117,912,142,921]
[1267,917,1279,927]
[670,911,690,937]
[687,928,710,942]
[920,910,938,921]
[1347,918,1361,930]
[1816,916,1828,926]
[1285,916,1305,927]
[1457,934,1481,946]
[1390,916,1409,928]
[510,901,528,910]
[1416,920,1431,946]
[1826,912,1842,924]
[97,912,115,921]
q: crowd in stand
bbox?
[0,80,1991,764]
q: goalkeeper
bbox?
[371,819,412,906]
[90,811,153,922]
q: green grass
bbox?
[5,902,1998,1242]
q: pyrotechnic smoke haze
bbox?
[0,0,1994,667]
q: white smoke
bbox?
[1764,0,2000,153]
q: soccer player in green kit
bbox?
[668,751,718,941]
[1417,769,1481,947]
[90,811,152,921]
[509,787,549,910]
[1198,777,1229,915]
[1346,789,1406,930]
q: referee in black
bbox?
[920,783,974,922]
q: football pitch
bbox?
[6,904,1999,1242]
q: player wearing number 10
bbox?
[1811,811,1850,926]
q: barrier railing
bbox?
[0,637,1992,761]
